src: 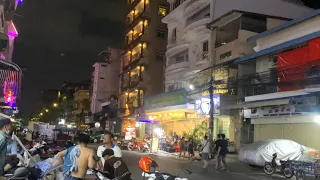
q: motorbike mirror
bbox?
[13,167,29,177]
[114,160,122,169]
[183,169,192,175]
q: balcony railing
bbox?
[170,0,186,12]
[132,52,142,62]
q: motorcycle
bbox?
[263,153,294,178]
[128,138,141,151]
[142,169,191,180]
[141,157,191,180]
[91,160,129,180]
[5,167,30,180]
[141,139,151,153]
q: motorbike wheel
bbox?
[295,170,306,180]
[263,164,274,175]
[283,168,294,179]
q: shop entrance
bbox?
[240,118,254,145]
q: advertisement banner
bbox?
[144,90,187,110]
[195,95,220,115]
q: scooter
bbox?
[5,167,30,180]
[91,160,129,180]
[141,157,192,180]
[263,153,294,178]
[142,169,192,180]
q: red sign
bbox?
[125,127,136,140]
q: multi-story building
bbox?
[119,0,169,137]
[163,0,312,92]
[0,0,22,115]
[142,0,312,151]
[91,48,121,115]
[71,88,90,126]
[233,9,320,150]
[59,81,91,123]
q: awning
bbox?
[145,104,194,114]
[218,98,291,110]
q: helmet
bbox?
[139,156,159,173]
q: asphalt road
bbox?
[107,150,295,180]
[87,144,314,180]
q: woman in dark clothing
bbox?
[187,138,194,161]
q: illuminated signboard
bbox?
[195,95,220,115]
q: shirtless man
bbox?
[56,134,96,180]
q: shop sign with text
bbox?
[144,90,187,110]
[244,105,295,118]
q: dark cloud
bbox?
[12,0,126,115]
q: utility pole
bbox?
[208,0,216,141]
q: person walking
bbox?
[187,138,194,161]
[201,135,210,168]
[179,137,186,159]
[215,134,229,171]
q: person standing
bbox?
[56,134,96,180]
[179,137,186,159]
[97,131,122,170]
[0,119,12,176]
[201,135,210,168]
[215,134,228,171]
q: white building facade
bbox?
[162,0,312,92]
[90,48,122,114]
[234,9,320,150]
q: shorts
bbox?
[201,153,209,160]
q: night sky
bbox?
[10,0,320,115]
[13,0,126,115]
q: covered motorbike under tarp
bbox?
[239,139,315,166]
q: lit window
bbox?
[158,6,168,16]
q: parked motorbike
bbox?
[5,167,30,180]
[128,138,141,151]
[141,140,150,153]
[140,156,191,180]
[142,170,191,180]
[91,160,128,180]
[263,153,294,178]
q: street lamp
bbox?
[189,84,194,90]
[40,113,43,116]
[53,103,58,107]
[45,109,49,112]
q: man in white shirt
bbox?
[201,135,210,168]
[97,131,122,170]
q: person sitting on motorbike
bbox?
[102,149,132,180]
[4,132,19,173]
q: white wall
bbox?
[256,15,320,52]
[164,0,211,92]
[212,0,312,20]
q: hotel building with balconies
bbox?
[119,0,169,135]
